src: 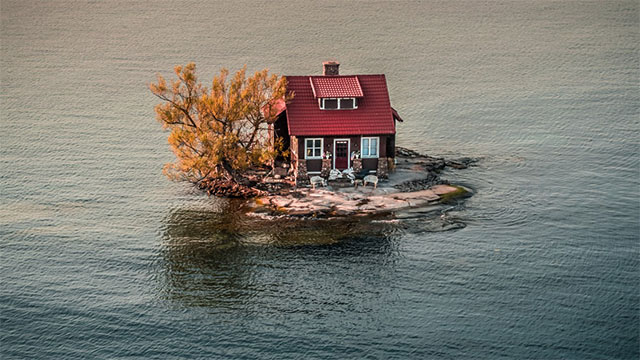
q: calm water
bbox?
[1,1,638,358]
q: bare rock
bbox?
[446,157,477,169]
[431,184,460,195]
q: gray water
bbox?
[1,1,638,359]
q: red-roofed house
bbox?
[270,61,403,184]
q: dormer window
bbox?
[340,98,355,109]
[319,98,357,110]
[323,98,338,109]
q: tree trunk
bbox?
[219,160,249,186]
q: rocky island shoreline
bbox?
[250,147,475,218]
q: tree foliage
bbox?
[150,63,291,187]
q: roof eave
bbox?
[391,107,404,122]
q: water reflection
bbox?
[156,200,410,310]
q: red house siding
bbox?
[297,135,392,172]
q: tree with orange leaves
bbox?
[150,63,291,195]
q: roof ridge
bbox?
[285,74,386,78]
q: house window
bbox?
[305,138,323,159]
[361,137,379,158]
[340,98,355,109]
[323,99,338,109]
[320,98,357,110]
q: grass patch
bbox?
[439,186,469,203]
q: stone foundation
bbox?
[376,157,389,179]
[295,160,309,186]
[352,158,362,174]
[320,159,332,178]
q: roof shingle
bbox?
[310,76,364,98]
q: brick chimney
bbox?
[323,61,340,76]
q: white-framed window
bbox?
[319,98,357,110]
[305,138,323,159]
[321,98,338,110]
[338,98,356,109]
[361,137,379,158]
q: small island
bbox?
[151,61,474,217]
[251,147,473,218]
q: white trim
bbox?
[361,136,379,158]
[332,138,351,169]
[304,137,324,159]
[319,98,358,110]
[309,77,318,98]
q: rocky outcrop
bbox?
[394,175,449,192]
[446,157,477,169]
[198,147,475,206]
[396,146,477,171]
[199,179,266,198]
[256,184,467,218]
[393,146,477,192]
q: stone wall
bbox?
[352,158,363,174]
[295,160,309,186]
[376,157,389,179]
[320,159,332,178]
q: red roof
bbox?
[284,74,396,136]
[391,107,404,122]
[310,76,364,98]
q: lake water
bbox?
[1,1,638,358]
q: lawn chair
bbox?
[353,169,371,189]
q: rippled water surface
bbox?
[2,1,638,358]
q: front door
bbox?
[334,140,349,170]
